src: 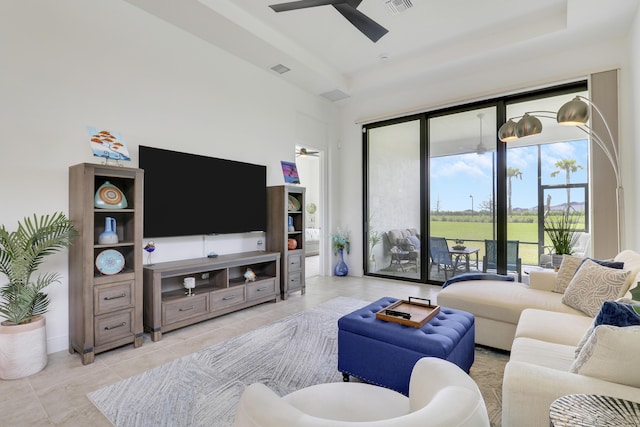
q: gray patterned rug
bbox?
[88,297,507,426]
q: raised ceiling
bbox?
[123,0,639,100]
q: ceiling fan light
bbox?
[515,113,543,138]
[498,119,518,142]
[557,96,589,126]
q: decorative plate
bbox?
[94,181,128,209]
[95,249,125,275]
[287,195,301,211]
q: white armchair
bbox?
[233,357,490,427]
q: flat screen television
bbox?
[139,145,267,238]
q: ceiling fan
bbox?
[296,147,320,157]
[269,0,389,43]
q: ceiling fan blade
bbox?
[269,0,347,13]
[332,3,388,42]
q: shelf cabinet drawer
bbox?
[162,294,208,325]
[288,271,302,291]
[210,287,245,310]
[94,309,134,346]
[247,279,277,300]
[94,280,134,316]
[288,253,302,271]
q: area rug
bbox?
[88,297,507,426]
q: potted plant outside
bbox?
[544,211,580,269]
[0,212,77,379]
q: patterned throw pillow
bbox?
[570,325,640,387]
[562,259,631,317]
[553,255,584,293]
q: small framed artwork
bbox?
[281,161,300,184]
[87,126,131,162]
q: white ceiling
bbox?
[123,0,639,100]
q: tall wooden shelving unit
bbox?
[267,185,305,299]
[68,163,144,364]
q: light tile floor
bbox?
[0,275,442,426]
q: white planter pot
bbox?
[0,316,47,380]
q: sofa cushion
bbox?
[561,259,631,317]
[515,309,592,347]
[510,337,576,372]
[553,255,583,293]
[570,325,640,387]
[437,281,586,326]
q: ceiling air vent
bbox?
[383,0,413,15]
[270,64,291,74]
[320,89,350,102]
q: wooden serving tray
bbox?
[376,297,440,328]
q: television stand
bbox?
[142,251,280,341]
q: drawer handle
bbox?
[104,322,126,331]
[104,293,126,300]
[256,287,266,292]
[222,295,237,301]
[179,305,195,311]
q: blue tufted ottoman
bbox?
[337,296,475,395]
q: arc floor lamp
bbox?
[498,95,623,253]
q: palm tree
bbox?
[507,167,523,215]
[550,159,583,215]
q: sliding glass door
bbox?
[428,107,497,282]
[363,81,589,284]
[364,117,424,280]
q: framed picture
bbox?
[281,161,300,184]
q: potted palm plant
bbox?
[544,211,580,269]
[0,212,76,379]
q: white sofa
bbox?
[437,250,640,427]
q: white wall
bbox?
[628,7,640,249]
[335,36,638,277]
[0,0,336,353]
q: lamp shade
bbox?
[515,113,543,138]
[498,119,518,142]
[557,96,589,126]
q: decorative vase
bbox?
[288,238,297,250]
[334,248,349,276]
[98,217,118,244]
[0,316,48,380]
[368,255,376,272]
[288,216,295,232]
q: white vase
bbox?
[0,316,48,380]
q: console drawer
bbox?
[247,279,277,300]
[211,286,245,310]
[94,309,134,346]
[288,253,302,271]
[288,271,302,291]
[94,280,134,315]
[162,294,208,326]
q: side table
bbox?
[550,394,640,426]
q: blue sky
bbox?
[430,140,589,212]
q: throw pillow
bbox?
[574,298,640,357]
[579,257,624,270]
[406,235,421,250]
[570,324,640,387]
[562,259,631,317]
[553,255,584,293]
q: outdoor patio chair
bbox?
[429,237,462,280]
[482,240,522,281]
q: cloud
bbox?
[431,153,493,178]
